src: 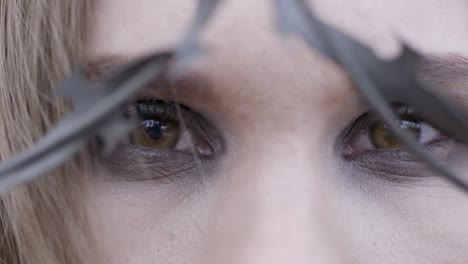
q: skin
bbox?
[85,0,468,263]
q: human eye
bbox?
[341,105,454,180]
[104,99,223,182]
[125,100,215,155]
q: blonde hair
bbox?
[0,1,93,263]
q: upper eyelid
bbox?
[122,100,213,139]
[121,101,200,131]
[349,105,426,130]
[123,100,178,116]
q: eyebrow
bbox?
[84,54,127,82]
[419,54,468,85]
[83,53,468,99]
[84,54,214,101]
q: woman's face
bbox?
[85,0,468,263]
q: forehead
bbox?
[88,0,468,58]
[86,0,468,126]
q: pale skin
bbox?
[85,0,468,263]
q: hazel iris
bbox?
[133,118,181,149]
[370,119,421,149]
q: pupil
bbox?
[142,119,166,140]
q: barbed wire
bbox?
[1,0,467,193]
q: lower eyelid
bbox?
[350,155,435,182]
[104,144,200,182]
[347,140,454,179]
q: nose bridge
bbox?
[196,1,347,262]
[203,133,345,264]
